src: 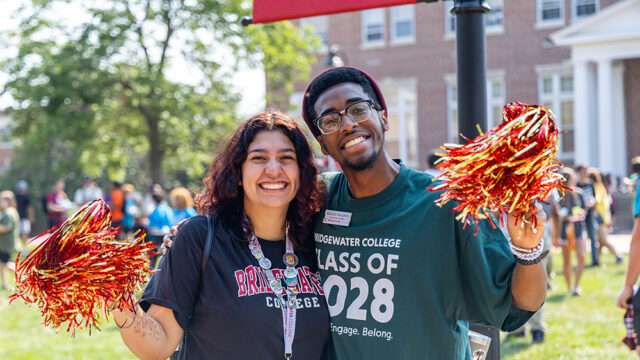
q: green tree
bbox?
[1,0,319,194]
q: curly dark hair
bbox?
[196,111,323,252]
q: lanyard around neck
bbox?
[248,230,299,360]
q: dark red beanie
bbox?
[301,66,387,137]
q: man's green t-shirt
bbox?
[315,164,534,359]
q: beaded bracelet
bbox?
[514,249,549,266]
[508,237,544,262]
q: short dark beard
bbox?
[341,118,385,172]
[342,146,381,171]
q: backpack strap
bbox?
[201,215,215,280]
[172,214,215,360]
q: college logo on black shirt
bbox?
[234,265,324,297]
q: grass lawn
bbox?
[0,248,635,359]
[502,250,634,359]
[0,283,136,359]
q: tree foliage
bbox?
[1,0,319,198]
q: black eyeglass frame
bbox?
[313,99,380,135]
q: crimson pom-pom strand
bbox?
[429,101,566,233]
[10,199,155,336]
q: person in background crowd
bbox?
[142,184,159,219]
[424,150,442,178]
[0,193,17,290]
[559,168,587,296]
[0,191,21,252]
[616,156,640,357]
[588,167,622,264]
[631,157,640,220]
[603,173,617,232]
[109,182,125,233]
[74,176,103,206]
[121,184,139,238]
[576,164,600,267]
[169,187,196,226]
[146,186,173,267]
[15,180,34,244]
[45,180,70,228]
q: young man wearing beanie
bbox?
[302,67,547,359]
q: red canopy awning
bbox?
[252,0,421,24]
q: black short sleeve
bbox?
[140,215,208,329]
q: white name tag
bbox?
[323,209,352,227]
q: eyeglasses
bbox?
[313,99,379,135]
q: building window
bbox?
[538,72,574,160]
[573,0,598,19]
[487,77,505,128]
[444,5,455,36]
[445,0,503,36]
[537,0,564,26]
[362,8,385,46]
[446,83,459,142]
[445,72,505,142]
[380,79,418,167]
[390,5,415,44]
[485,0,503,30]
[299,16,328,50]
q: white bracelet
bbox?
[508,237,544,261]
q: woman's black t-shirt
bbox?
[141,215,330,359]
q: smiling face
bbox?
[314,82,388,172]
[242,130,300,215]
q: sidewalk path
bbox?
[609,232,633,255]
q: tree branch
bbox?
[125,0,152,71]
[139,0,152,71]
[157,5,174,75]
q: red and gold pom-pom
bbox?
[10,199,155,336]
[429,101,566,233]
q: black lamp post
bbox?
[451,3,500,359]
[451,0,491,144]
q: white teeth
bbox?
[260,182,286,190]
[344,136,365,149]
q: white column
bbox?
[597,59,614,174]
[612,62,627,177]
[573,60,592,166]
[586,62,599,164]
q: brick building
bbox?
[289,0,638,177]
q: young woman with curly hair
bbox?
[110,111,329,360]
